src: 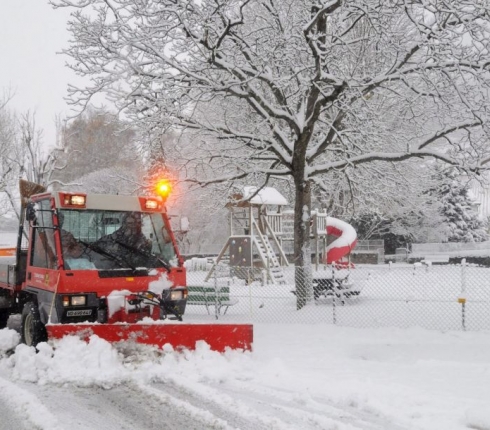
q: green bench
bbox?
[187,285,238,318]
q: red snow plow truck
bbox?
[0,180,252,351]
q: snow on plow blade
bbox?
[46,323,253,352]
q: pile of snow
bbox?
[184,257,212,271]
[1,324,490,429]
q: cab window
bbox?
[31,200,57,269]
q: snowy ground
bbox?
[1,322,490,430]
[185,263,490,331]
[1,252,490,428]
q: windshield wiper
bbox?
[115,240,171,272]
[79,240,138,272]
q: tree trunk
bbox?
[293,175,313,310]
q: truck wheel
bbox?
[21,302,47,347]
[0,310,9,329]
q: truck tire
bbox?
[0,310,8,329]
[21,302,47,347]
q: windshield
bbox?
[59,209,178,271]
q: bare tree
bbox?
[0,91,18,220]
[54,0,490,307]
[51,107,141,191]
[0,92,15,188]
[0,105,66,222]
[17,112,62,186]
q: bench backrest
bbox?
[187,285,231,302]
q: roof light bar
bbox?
[145,199,159,210]
[60,193,87,208]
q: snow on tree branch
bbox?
[54,0,490,291]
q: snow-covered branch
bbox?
[54,0,490,277]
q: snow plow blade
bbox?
[46,323,253,352]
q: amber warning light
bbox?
[156,180,172,199]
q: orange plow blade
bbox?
[46,323,253,352]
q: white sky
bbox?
[0,1,78,150]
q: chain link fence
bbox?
[183,258,490,331]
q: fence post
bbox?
[248,268,253,318]
[214,269,219,320]
[266,254,270,285]
[332,266,337,324]
[459,258,467,331]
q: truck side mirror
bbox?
[26,202,37,222]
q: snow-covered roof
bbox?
[242,186,288,206]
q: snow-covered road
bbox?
[0,370,407,430]
[1,322,490,430]
[0,350,399,430]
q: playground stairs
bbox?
[205,208,289,285]
[251,220,286,284]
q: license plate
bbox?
[66,309,92,317]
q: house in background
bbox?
[469,179,490,220]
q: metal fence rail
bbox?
[183,259,490,331]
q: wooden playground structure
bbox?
[206,187,331,284]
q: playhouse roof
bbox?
[241,186,288,206]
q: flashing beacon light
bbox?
[156,179,172,199]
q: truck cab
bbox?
[0,190,187,346]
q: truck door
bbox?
[31,200,57,268]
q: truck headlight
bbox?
[70,295,87,306]
[169,290,183,301]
